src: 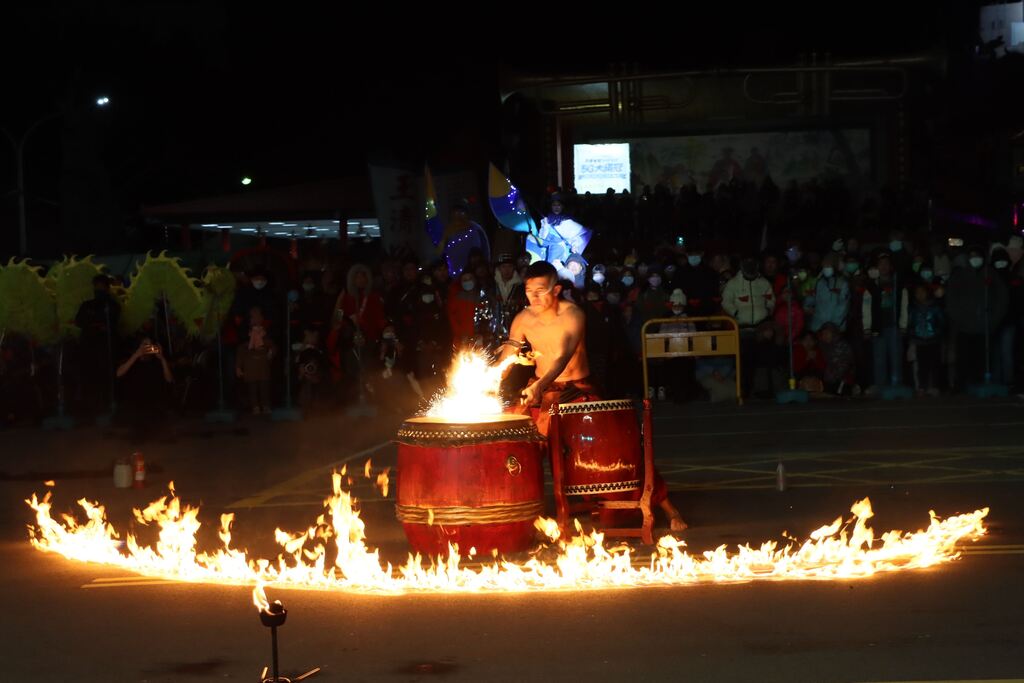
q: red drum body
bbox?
[395,414,545,556]
[553,400,642,497]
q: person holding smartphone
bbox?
[116,336,174,441]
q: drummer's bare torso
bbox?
[512,299,589,383]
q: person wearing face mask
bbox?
[581,282,614,393]
[294,271,332,336]
[447,271,483,347]
[74,274,122,416]
[887,230,914,279]
[945,246,1009,388]
[722,258,775,397]
[916,262,946,301]
[333,263,386,346]
[761,253,788,298]
[722,258,775,329]
[648,289,698,402]
[491,253,527,344]
[989,245,1020,388]
[413,274,450,383]
[617,267,640,307]
[231,265,278,350]
[861,254,909,393]
[597,283,633,398]
[810,253,850,332]
[636,269,670,325]
[679,245,720,317]
[844,258,871,392]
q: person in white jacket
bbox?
[722,258,776,397]
[722,258,776,328]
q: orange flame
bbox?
[375,468,390,498]
[425,352,517,421]
[25,475,989,594]
[252,582,270,612]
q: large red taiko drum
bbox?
[552,399,642,497]
[395,414,545,556]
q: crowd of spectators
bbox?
[2,180,1023,433]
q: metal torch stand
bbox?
[258,603,319,683]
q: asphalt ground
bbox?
[2,395,1023,682]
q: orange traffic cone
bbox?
[132,451,146,489]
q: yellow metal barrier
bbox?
[641,316,743,406]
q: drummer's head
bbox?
[524,261,560,311]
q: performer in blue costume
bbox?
[526,193,592,278]
[443,200,490,278]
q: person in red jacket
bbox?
[333,263,386,345]
[447,271,483,347]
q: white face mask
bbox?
[994,260,1009,269]
[421,293,435,303]
[687,255,702,267]
[252,280,267,290]
[620,276,635,287]
[920,270,934,282]
[592,272,605,284]
[648,276,662,288]
[868,268,880,280]
[969,257,984,269]
[461,280,476,291]
[890,240,903,253]
[821,267,835,278]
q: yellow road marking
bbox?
[82,579,175,589]
[860,679,1024,683]
[228,440,392,509]
[961,549,1024,556]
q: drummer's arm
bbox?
[496,314,526,365]
[532,307,584,395]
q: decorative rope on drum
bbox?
[395,500,546,526]
[395,424,543,447]
[552,399,635,416]
[564,479,641,496]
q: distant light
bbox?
[200,223,218,227]
[281,223,297,227]
[241,177,253,186]
[96,96,110,107]
[240,228,257,233]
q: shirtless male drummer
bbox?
[497,261,687,532]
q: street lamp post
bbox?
[2,114,59,256]
[2,96,109,256]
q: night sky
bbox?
[0,2,1014,256]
